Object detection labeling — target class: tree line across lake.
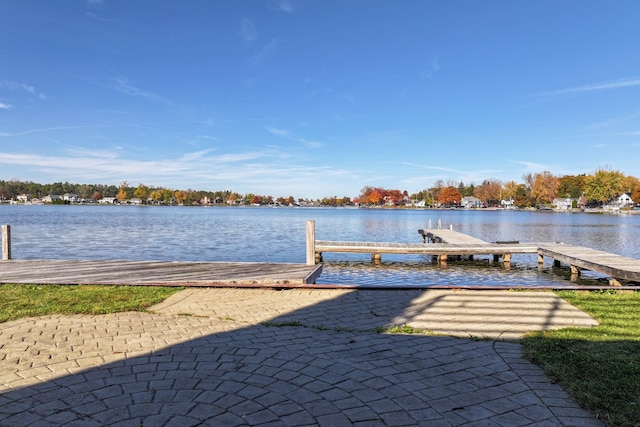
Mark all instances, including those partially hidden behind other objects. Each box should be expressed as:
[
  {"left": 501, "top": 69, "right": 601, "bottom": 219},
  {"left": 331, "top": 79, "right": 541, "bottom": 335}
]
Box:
[{"left": 1, "top": 168, "right": 639, "bottom": 208}]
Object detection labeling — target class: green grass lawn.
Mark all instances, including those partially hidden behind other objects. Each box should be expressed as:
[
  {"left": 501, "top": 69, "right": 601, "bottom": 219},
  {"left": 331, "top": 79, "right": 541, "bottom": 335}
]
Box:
[
  {"left": 523, "top": 290, "right": 640, "bottom": 427},
  {"left": 0, "top": 283, "right": 182, "bottom": 323}
]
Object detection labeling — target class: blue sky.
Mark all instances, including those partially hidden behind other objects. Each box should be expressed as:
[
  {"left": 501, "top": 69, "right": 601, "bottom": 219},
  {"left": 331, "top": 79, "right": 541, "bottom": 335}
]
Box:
[{"left": 1, "top": 1, "right": 639, "bottom": 199}]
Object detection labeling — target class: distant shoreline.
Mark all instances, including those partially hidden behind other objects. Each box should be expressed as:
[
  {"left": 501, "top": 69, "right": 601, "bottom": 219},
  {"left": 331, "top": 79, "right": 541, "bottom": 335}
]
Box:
[{"left": 2, "top": 201, "right": 639, "bottom": 214}]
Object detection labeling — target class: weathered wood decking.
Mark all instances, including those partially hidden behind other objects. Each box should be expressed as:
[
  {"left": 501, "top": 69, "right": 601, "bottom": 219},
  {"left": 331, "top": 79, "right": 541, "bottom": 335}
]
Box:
[
  {"left": 314, "top": 240, "right": 540, "bottom": 263},
  {"left": 0, "top": 260, "right": 323, "bottom": 287},
  {"left": 315, "top": 228, "right": 539, "bottom": 264},
  {"left": 538, "top": 244, "right": 640, "bottom": 286},
  {"left": 312, "top": 226, "right": 640, "bottom": 286},
  {"left": 418, "top": 228, "right": 488, "bottom": 245}
]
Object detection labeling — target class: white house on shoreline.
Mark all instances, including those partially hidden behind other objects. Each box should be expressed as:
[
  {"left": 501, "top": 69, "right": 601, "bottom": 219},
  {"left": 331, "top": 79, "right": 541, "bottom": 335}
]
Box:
[{"left": 604, "top": 192, "right": 634, "bottom": 210}]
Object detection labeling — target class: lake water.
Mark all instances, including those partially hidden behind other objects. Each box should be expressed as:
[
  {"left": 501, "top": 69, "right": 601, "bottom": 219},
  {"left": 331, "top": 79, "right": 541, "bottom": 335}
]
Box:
[{"left": 2, "top": 205, "right": 639, "bottom": 288}]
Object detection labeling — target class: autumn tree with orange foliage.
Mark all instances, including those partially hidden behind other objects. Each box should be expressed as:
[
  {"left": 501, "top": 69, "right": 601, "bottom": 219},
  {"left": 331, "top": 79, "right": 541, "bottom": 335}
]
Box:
[
  {"left": 474, "top": 179, "right": 502, "bottom": 207},
  {"left": 116, "top": 180, "right": 129, "bottom": 202},
  {"left": 623, "top": 175, "right": 640, "bottom": 204},
  {"left": 438, "top": 186, "right": 462, "bottom": 206},
  {"left": 358, "top": 186, "right": 406, "bottom": 205},
  {"left": 531, "top": 171, "right": 559, "bottom": 204}
]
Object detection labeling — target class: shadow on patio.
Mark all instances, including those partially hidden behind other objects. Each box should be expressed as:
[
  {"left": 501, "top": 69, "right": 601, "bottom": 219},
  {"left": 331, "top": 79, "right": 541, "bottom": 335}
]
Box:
[{"left": 0, "top": 288, "right": 601, "bottom": 426}]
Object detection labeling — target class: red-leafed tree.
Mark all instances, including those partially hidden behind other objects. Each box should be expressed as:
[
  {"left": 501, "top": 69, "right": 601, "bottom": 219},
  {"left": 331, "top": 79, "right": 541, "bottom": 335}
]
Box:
[
  {"left": 369, "top": 188, "right": 384, "bottom": 204},
  {"left": 438, "top": 186, "right": 462, "bottom": 206}
]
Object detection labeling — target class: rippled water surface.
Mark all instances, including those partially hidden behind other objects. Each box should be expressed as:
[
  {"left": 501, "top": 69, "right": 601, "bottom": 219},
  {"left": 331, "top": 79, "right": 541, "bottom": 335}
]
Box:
[{"left": 2, "top": 205, "right": 639, "bottom": 287}]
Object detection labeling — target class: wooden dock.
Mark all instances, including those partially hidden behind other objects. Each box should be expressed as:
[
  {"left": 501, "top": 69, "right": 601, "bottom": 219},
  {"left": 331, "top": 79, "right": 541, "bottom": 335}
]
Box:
[
  {"left": 314, "top": 227, "right": 538, "bottom": 265},
  {"left": 314, "top": 240, "right": 540, "bottom": 264},
  {"left": 0, "top": 259, "right": 323, "bottom": 287},
  {"left": 310, "top": 223, "right": 640, "bottom": 286},
  {"left": 538, "top": 244, "right": 640, "bottom": 286},
  {"left": 418, "top": 228, "right": 489, "bottom": 245},
  {"left": 2, "top": 222, "right": 639, "bottom": 288}
]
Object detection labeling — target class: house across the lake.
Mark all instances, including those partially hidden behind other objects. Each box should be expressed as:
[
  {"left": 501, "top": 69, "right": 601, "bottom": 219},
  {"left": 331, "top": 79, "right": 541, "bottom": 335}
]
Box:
[
  {"left": 461, "top": 196, "right": 483, "bottom": 208},
  {"left": 501, "top": 198, "right": 515, "bottom": 209},
  {"left": 605, "top": 192, "right": 634, "bottom": 210},
  {"left": 553, "top": 197, "right": 577, "bottom": 210}
]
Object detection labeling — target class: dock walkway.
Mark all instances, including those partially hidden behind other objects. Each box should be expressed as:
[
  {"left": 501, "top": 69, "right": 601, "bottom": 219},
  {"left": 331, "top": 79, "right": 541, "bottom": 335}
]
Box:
[
  {"left": 312, "top": 226, "right": 640, "bottom": 286},
  {"left": 0, "top": 259, "right": 323, "bottom": 287},
  {"left": 315, "top": 228, "right": 538, "bottom": 265},
  {"left": 418, "top": 228, "right": 489, "bottom": 244},
  {"left": 538, "top": 244, "right": 640, "bottom": 286}
]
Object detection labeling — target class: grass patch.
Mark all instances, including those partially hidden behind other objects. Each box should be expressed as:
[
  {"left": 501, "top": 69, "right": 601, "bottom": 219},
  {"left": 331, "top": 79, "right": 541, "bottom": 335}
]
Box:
[
  {"left": 523, "top": 290, "right": 640, "bottom": 427},
  {"left": 0, "top": 284, "right": 182, "bottom": 323},
  {"left": 261, "top": 320, "right": 358, "bottom": 333},
  {"left": 261, "top": 320, "right": 304, "bottom": 328},
  {"left": 376, "top": 324, "right": 431, "bottom": 335}
]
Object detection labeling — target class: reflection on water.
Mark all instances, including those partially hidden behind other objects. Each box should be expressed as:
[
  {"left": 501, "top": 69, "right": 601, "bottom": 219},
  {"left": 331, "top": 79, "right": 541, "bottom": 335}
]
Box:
[
  {"left": 318, "top": 259, "right": 612, "bottom": 288},
  {"left": 1, "top": 205, "right": 638, "bottom": 288}
]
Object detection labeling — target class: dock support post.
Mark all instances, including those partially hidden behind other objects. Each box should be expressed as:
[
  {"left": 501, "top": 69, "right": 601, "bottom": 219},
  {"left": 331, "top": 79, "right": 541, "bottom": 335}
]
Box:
[
  {"left": 570, "top": 265, "right": 580, "bottom": 276},
  {"left": 2, "top": 225, "right": 10, "bottom": 261},
  {"left": 372, "top": 253, "right": 381, "bottom": 264},
  {"left": 537, "top": 254, "right": 544, "bottom": 265},
  {"left": 306, "top": 220, "right": 315, "bottom": 265}
]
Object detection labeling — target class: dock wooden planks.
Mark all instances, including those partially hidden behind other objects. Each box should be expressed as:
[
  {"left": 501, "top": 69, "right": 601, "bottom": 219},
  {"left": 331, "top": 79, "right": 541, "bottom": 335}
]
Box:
[
  {"left": 418, "top": 228, "right": 488, "bottom": 245},
  {"left": 312, "top": 226, "right": 640, "bottom": 285},
  {"left": 538, "top": 244, "right": 640, "bottom": 285},
  {"left": 0, "top": 260, "right": 323, "bottom": 287},
  {"left": 315, "top": 228, "right": 540, "bottom": 264},
  {"left": 314, "top": 240, "right": 539, "bottom": 256}
]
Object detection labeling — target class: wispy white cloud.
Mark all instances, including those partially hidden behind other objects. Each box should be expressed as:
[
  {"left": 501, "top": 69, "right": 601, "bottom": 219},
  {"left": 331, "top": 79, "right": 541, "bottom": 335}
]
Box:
[
  {"left": 0, "top": 147, "right": 354, "bottom": 198},
  {"left": 0, "top": 123, "right": 141, "bottom": 137},
  {"left": 421, "top": 55, "right": 441, "bottom": 79},
  {"left": 252, "top": 38, "right": 281, "bottom": 64},
  {"left": 273, "top": 0, "right": 294, "bottom": 13},
  {"left": 0, "top": 148, "right": 266, "bottom": 182},
  {"left": 306, "top": 87, "right": 358, "bottom": 106},
  {"left": 267, "top": 127, "right": 323, "bottom": 148},
  {"left": 197, "top": 135, "right": 218, "bottom": 141},
  {"left": 112, "top": 77, "right": 172, "bottom": 105},
  {"left": 510, "top": 160, "right": 549, "bottom": 172},
  {"left": 0, "top": 125, "right": 98, "bottom": 137},
  {"left": 240, "top": 18, "right": 257, "bottom": 42},
  {"left": 585, "top": 111, "right": 640, "bottom": 130},
  {"left": 86, "top": 11, "right": 112, "bottom": 22},
  {"left": 540, "top": 77, "right": 640, "bottom": 96},
  {"left": 178, "top": 149, "right": 217, "bottom": 162},
  {"left": 0, "top": 80, "right": 47, "bottom": 100},
  {"left": 341, "top": 94, "right": 357, "bottom": 105},
  {"left": 0, "top": 102, "right": 12, "bottom": 110},
  {"left": 401, "top": 162, "right": 504, "bottom": 186},
  {"left": 402, "top": 163, "right": 458, "bottom": 174}
]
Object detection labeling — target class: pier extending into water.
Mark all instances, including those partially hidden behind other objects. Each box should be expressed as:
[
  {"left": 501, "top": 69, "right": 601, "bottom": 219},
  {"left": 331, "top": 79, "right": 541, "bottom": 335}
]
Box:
[
  {"left": 0, "top": 259, "right": 322, "bottom": 287},
  {"left": 0, "top": 224, "right": 322, "bottom": 286},
  {"left": 307, "top": 220, "right": 640, "bottom": 286}
]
